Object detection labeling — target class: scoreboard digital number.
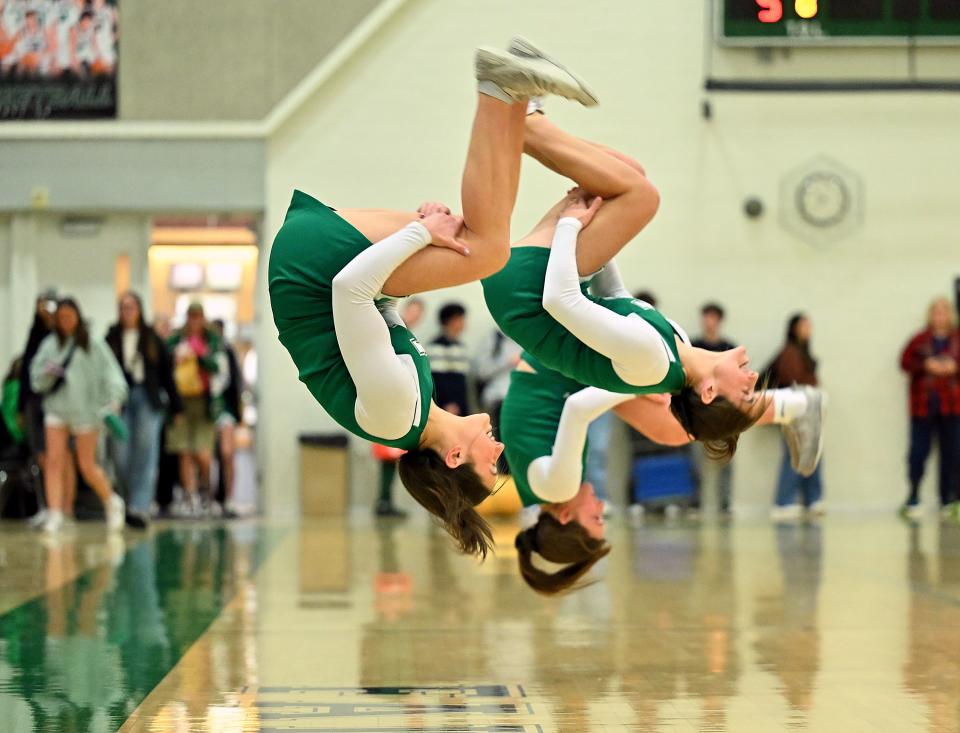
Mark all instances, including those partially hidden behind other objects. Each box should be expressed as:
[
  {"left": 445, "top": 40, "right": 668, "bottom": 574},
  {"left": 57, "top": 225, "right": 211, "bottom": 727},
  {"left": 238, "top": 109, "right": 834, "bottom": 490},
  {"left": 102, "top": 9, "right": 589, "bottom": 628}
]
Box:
[{"left": 719, "top": 0, "right": 960, "bottom": 45}]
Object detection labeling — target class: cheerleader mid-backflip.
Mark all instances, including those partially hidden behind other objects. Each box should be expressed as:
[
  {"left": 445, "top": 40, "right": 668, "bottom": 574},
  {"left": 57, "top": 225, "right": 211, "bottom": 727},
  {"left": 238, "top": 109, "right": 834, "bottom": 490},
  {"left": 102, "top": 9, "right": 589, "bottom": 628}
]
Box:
[
  {"left": 496, "top": 166, "right": 824, "bottom": 594},
  {"left": 269, "top": 38, "right": 597, "bottom": 558},
  {"left": 484, "top": 105, "right": 824, "bottom": 472},
  {"left": 503, "top": 339, "right": 824, "bottom": 597}
]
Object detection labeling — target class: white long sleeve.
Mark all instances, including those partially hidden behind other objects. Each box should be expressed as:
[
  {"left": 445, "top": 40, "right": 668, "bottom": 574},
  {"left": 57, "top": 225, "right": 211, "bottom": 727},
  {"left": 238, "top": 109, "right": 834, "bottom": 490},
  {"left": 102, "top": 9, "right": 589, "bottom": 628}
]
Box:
[
  {"left": 541, "top": 217, "right": 671, "bottom": 387},
  {"left": 588, "top": 258, "right": 632, "bottom": 299},
  {"left": 527, "top": 387, "right": 633, "bottom": 503},
  {"left": 332, "top": 221, "right": 431, "bottom": 440}
]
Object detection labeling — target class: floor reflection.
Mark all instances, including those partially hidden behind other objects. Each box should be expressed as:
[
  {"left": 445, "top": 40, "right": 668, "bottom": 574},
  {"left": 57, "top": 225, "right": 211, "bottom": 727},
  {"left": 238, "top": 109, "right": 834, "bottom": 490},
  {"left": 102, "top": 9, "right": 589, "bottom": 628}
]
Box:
[
  {"left": 753, "top": 523, "right": 822, "bottom": 718},
  {"left": 0, "top": 523, "right": 279, "bottom": 732},
  {"left": 905, "top": 521, "right": 960, "bottom": 732},
  {"left": 4, "top": 516, "right": 960, "bottom": 731}
]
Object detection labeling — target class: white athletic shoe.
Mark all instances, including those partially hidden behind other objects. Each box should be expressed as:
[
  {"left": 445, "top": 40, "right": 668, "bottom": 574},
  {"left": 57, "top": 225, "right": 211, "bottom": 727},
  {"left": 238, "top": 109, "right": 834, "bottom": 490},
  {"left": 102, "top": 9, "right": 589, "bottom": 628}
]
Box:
[
  {"left": 770, "top": 504, "right": 803, "bottom": 522},
  {"left": 105, "top": 494, "right": 126, "bottom": 532},
  {"left": 507, "top": 36, "right": 599, "bottom": 106},
  {"left": 901, "top": 503, "right": 924, "bottom": 521},
  {"left": 28, "top": 508, "right": 49, "bottom": 530},
  {"left": 807, "top": 500, "right": 827, "bottom": 517},
  {"left": 475, "top": 45, "right": 598, "bottom": 107},
  {"left": 42, "top": 509, "right": 65, "bottom": 535},
  {"left": 781, "top": 386, "right": 826, "bottom": 477}
]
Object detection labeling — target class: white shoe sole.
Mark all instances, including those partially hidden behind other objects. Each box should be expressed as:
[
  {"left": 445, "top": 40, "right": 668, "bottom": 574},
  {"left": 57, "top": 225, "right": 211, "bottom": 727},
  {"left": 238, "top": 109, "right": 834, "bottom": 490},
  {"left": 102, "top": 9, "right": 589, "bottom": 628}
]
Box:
[
  {"left": 475, "top": 47, "right": 598, "bottom": 107},
  {"left": 508, "top": 36, "right": 599, "bottom": 106},
  {"left": 796, "top": 388, "right": 826, "bottom": 477}
]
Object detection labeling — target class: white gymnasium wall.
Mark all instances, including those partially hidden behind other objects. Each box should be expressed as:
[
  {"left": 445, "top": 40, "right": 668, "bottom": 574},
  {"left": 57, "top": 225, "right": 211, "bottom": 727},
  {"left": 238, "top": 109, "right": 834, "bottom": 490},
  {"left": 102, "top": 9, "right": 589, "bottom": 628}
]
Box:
[
  {"left": 257, "top": 0, "right": 960, "bottom": 517},
  {"left": 3, "top": 214, "right": 152, "bottom": 360}
]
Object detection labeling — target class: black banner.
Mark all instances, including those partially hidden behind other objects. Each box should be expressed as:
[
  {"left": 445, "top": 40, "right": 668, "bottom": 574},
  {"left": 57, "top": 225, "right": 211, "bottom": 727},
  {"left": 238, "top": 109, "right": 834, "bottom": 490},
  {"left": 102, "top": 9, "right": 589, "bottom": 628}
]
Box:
[{"left": 0, "top": 0, "right": 117, "bottom": 120}]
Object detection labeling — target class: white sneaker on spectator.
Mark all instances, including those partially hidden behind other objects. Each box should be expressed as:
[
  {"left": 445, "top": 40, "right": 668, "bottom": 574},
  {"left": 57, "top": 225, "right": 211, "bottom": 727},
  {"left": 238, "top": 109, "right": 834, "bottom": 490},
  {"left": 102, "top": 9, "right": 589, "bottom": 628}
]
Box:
[
  {"left": 807, "top": 501, "right": 827, "bottom": 517},
  {"left": 42, "top": 510, "right": 65, "bottom": 535},
  {"left": 902, "top": 503, "right": 924, "bottom": 521},
  {"left": 770, "top": 504, "right": 803, "bottom": 521},
  {"left": 28, "top": 509, "right": 49, "bottom": 530},
  {"left": 189, "top": 492, "right": 204, "bottom": 518},
  {"left": 106, "top": 494, "right": 126, "bottom": 531},
  {"left": 664, "top": 503, "right": 681, "bottom": 521}
]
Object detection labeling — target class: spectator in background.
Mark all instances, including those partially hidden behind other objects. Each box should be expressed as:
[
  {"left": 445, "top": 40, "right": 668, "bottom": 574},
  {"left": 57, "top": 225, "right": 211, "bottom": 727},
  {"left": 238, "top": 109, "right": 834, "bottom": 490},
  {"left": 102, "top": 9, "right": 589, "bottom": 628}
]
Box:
[
  {"left": 691, "top": 302, "right": 737, "bottom": 515},
  {"left": 19, "top": 291, "right": 78, "bottom": 528},
  {"left": 105, "top": 292, "right": 182, "bottom": 529},
  {"left": 769, "top": 313, "right": 824, "bottom": 520},
  {"left": 167, "top": 303, "right": 226, "bottom": 517},
  {"left": 31, "top": 297, "right": 127, "bottom": 534},
  {"left": 212, "top": 319, "right": 242, "bottom": 518},
  {"left": 19, "top": 292, "right": 56, "bottom": 459},
  {"left": 373, "top": 298, "right": 427, "bottom": 519},
  {"left": 400, "top": 297, "right": 425, "bottom": 332},
  {"left": 473, "top": 329, "right": 521, "bottom": 443},
  {"left": 899, "top": 297, "right": 960, "bottom": 520},
  {"left": 1, "top": 356, "right": 25, "bottom": 458},
  {"left": 427, "top": 302, "right": 469, "bottom": 417},
  {"left": 153, "top": 313, "right": 178, "bottom": 517}
]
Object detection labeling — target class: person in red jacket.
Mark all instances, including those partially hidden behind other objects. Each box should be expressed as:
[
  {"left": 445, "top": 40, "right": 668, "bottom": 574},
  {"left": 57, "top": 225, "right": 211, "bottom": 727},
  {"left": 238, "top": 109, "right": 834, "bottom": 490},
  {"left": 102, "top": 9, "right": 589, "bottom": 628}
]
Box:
[{"left": 900, "top": 297, "right": 960, "bottom": 519}]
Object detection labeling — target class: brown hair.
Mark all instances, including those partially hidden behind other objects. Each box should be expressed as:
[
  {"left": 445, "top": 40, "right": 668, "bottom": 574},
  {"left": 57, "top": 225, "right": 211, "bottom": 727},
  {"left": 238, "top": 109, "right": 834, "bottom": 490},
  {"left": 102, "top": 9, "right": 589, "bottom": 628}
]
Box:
[
  {"left": 515, "top": 512, "right": 610, "bottom": 595},
  {"left": 670, "top": 386, "right": 766, "bottom": 462},
  {"left": 398, "top": 448, "right": 494, "bottom": 560},
  {"left": 55, "top": 298, "right": 90, "bottom": 351},
  {"left": 118, "top": 291, "right": 161, "bottom": 365}
]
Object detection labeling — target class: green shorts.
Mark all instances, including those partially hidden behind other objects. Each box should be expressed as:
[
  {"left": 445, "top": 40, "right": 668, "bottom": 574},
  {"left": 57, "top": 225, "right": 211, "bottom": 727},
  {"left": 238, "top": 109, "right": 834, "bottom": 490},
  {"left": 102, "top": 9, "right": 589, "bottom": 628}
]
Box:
[
  {"left": 268, "top": 190, "right": 429, "bottom": 446},
  {"left": 481, "top": 246, "right": 606, "bottom": 386},
  {"left": 500, "top": 358, "right": 587, "bottom": 507},
  {"left": 166, "top": 396, "right": 216, "bottom": 455},
  {"left": 482, "top": 246, "right": 686, "bottom": 394}
]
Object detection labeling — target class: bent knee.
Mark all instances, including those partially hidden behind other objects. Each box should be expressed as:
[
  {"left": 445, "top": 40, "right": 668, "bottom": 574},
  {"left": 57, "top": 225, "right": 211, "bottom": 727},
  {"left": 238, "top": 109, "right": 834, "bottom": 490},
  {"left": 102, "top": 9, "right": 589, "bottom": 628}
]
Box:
[{"left": 624, "top": 178, "right": 660, "bottom": 228}]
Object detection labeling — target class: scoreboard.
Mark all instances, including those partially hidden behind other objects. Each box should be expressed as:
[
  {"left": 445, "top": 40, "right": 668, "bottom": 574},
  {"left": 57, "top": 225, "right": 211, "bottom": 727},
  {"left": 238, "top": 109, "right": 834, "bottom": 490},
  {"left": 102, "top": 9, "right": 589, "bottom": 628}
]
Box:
[{"left": 719, "top": 0, "right": 960, "bottom": 45}]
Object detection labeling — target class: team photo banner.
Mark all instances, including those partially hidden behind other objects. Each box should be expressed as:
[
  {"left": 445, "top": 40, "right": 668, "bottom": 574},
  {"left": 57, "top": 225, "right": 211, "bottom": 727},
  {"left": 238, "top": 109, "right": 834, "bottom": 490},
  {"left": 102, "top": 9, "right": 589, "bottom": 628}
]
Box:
[{"left": 0, "top": 0, "right": 117, "bottom": 119}]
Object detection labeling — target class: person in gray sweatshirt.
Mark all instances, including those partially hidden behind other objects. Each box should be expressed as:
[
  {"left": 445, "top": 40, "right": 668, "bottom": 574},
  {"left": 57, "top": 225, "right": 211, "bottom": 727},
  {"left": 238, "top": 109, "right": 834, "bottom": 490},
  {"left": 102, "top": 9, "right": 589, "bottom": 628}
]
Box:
[{"left": 31, "top": 297, "right": 128, "bottom": 534}]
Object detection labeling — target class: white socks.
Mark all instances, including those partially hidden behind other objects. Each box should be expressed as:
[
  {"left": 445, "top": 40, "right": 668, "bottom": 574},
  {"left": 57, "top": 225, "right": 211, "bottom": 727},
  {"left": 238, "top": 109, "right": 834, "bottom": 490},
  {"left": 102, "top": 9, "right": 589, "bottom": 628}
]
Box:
[
  {"left": 477, "top": 80, "right": 514, "bottom": 105},
  {"left": 771, "top": 388, "right": 808, "bottom": 425}
]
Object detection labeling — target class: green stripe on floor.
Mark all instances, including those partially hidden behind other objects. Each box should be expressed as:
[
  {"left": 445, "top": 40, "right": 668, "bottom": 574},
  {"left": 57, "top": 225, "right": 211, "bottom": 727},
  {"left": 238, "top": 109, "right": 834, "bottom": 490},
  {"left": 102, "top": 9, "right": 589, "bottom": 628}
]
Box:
[{"left": 0, "top": 524, "right": 286, "bottom": 732}]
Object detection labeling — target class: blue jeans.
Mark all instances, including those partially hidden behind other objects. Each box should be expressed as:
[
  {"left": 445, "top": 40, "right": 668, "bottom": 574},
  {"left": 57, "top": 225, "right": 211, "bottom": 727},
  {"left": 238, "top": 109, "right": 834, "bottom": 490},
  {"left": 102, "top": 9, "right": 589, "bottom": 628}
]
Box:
[
  {"left": 584, "top": 411, "right": 614, "bottom": 502},
  {"left": 112, "top": 386, "right": 165, "bottom": 513},
  {"left": 774, "top": 438, "right": 822, "bottom": 507}
]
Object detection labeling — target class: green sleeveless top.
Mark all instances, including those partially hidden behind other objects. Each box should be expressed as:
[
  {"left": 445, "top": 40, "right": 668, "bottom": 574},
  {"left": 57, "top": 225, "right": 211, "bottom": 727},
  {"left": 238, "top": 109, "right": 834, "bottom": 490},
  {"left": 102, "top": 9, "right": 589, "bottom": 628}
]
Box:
[
  {"left": 268, "top": 190, "right": 433, "bottom": 449},
  {"left": 482, "top": 246, "right": 686, "bottom": 395},
  {"left": 500, "top": 353, "right": 588, "bottom": 507}
]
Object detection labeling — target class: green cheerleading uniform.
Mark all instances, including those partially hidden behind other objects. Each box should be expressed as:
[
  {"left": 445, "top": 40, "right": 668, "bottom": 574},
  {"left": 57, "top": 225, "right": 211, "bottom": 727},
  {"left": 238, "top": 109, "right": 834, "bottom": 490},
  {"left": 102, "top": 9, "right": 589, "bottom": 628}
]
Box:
[
  {"left": 482, "top": 246, "right": 686, "bottom": 395},
  {"left": 268, "top": 190, "right": 433, "bottom": 449},
  {"left": 500, "top": 353, "right": 587, "bottom": 507}
]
